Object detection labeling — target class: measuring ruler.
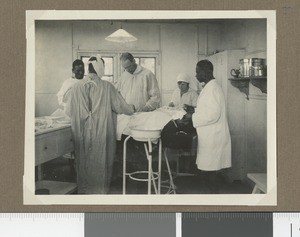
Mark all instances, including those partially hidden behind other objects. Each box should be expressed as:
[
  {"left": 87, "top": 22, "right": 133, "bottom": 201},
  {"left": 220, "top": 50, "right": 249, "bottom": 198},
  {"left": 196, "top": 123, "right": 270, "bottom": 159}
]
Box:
[{"left": 0, "top": 213, "right": 299, "bottom": 236}]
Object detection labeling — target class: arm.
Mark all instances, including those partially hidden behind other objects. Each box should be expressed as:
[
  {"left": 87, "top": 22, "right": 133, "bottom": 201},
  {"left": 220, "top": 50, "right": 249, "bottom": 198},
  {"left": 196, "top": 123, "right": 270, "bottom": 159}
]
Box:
[
  {"left": 110, "top": 85, "right": 135, "bottom": 115},
  {"left": 114, "top": 76, "right": 121, "bottom": 91},
  {"left": 57, "top": 82, "right": 66, "bottom": 107},
  {"left": 192, "top": 87, "right": 221, "bottom": 127},
  {"left": 65, "top": 86, "right": 75, "bottom": 117},
  {"left": 141, "top": 72, "right": 161, "bottom": 112},
  {"left": 169, "top": 90, "right": 177, "bottom": 107}
]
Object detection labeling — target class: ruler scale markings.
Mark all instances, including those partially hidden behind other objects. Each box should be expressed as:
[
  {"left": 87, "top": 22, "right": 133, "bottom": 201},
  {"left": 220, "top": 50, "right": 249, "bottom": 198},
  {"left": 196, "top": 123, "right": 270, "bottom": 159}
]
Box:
[
  {"left": 0, "top": 213, "right": 84, "bottom": 237},
  {"left": 1, "top": 212, "right": 300, "bottom": 236},
  {"left": 274, "top": 213, "right": 300, "bottom": 237}
]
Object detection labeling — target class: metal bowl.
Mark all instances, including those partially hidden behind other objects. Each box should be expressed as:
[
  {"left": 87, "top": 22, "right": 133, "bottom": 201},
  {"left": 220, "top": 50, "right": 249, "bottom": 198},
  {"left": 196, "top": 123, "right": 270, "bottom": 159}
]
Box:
[{"left": 130, "top": 127, "right": 161, "bottom": 142}]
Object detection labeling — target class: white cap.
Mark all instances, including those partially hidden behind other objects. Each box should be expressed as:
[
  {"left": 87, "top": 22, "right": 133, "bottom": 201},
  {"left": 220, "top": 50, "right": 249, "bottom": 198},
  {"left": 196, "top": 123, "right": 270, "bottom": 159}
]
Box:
[{"left": 176, "top": 73, "right": 190, "bottom": 83}]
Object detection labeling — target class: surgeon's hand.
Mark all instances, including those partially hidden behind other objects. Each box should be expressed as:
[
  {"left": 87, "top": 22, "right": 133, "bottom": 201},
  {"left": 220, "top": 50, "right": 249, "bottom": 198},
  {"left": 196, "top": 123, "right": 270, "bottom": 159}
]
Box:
[{"left": 139, "top": 105, "right": 150, "bottom": 112}]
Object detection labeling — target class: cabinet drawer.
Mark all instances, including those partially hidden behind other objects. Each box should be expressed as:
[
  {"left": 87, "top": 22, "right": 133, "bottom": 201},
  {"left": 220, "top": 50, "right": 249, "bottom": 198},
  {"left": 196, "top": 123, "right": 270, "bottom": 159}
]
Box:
[
  {"left": 57, "top": 129, "right": 74, "bottom": 156},
  {"left": 35, "top": 126, "right": 74, "bottom": 166},
  {"left": 35, "top": 135, "right": 57, "bottom": 166}
]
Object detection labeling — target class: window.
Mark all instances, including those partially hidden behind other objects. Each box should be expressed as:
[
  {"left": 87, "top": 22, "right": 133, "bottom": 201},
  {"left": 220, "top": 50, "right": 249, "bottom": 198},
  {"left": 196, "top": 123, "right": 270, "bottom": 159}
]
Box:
[
  {"left": 77, "top": 51, "right": 160, "bottom": 86},
  {"left": 81, "top": 56, "right": 114, "bottom": 84},
  {"left": 134, "top": 57, "right": 156, "bottom": 75}
]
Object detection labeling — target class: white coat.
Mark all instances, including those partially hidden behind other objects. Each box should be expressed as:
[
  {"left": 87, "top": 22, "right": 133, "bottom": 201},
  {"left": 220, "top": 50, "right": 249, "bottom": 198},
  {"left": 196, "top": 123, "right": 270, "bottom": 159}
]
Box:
[{"left": 192, "top": 79, "right": 231, "bottom": 171}]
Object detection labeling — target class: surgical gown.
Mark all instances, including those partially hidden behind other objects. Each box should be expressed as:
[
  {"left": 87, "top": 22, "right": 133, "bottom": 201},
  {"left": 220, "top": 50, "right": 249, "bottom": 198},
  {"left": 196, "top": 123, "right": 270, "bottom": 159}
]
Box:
[
  {"left": 116, "top": 65, "right": 160, "bottom": 112},
  {"left": 67, "top": 73, "right": 134, "bottom": 194}
]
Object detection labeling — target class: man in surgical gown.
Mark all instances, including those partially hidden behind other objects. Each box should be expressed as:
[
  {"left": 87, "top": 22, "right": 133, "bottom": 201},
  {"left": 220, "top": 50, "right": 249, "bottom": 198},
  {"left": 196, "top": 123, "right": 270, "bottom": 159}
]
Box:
[
  {"left": 186, "top": 60, "right": 231, "bottom": 193},
  {"left": 116, "top": 52, "right": 161, "bottom": 112},
  {"left": 67, "top": 56, "right": 135, "bottom": 194}
]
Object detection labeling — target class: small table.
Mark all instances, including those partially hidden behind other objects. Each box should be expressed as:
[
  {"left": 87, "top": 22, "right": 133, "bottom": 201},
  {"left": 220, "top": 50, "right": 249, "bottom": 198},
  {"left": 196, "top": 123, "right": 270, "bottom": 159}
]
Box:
[{"left": 247, "top": 173, "right": 267, "bottom": 194}]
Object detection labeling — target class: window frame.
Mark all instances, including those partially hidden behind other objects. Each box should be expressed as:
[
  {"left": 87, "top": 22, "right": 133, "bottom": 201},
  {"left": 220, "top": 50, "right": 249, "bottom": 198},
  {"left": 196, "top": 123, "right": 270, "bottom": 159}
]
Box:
[
  {"left": 76, "top": 51, "right": 161, "bottom": 88},
  {"left": 77, "top": 51, "right": 118, "bottom": 83}
]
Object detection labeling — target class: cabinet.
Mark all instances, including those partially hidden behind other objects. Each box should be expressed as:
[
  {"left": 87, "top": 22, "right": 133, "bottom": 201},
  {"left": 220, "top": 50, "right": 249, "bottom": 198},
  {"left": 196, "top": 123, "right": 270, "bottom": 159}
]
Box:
[{"left": 35, "top": 125, "right": 77, "bottom": 194}]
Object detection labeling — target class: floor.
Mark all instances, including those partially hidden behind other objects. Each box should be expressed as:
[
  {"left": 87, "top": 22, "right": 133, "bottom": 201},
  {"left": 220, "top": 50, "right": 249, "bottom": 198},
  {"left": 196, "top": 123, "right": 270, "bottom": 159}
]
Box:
[{"left": 38, "top": 152, "right": 253, "bottom": 195}]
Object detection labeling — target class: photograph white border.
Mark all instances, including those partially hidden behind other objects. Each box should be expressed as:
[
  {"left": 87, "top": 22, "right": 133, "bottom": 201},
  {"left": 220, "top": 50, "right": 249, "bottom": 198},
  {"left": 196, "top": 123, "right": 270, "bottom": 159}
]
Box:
[{"left": 24, "top": 10, "right": 277, "bottom": 205}]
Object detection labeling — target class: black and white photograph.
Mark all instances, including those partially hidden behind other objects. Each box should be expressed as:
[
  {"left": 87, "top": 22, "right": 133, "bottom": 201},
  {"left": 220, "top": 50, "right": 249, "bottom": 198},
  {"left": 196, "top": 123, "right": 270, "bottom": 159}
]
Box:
[{"left": 24, "top": 10, "right": 276, "bottom": 205}]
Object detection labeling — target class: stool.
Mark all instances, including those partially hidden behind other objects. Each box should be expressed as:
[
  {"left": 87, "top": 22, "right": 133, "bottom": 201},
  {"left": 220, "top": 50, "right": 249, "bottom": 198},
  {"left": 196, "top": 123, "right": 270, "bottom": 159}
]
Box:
[
  {"left": 123, "top": 135, "right": 162, "bottom": 195},
  {"left": 164, "top": 135, "right": 198, "bottom": 177},
  {"left": 247, "top": 173, "right": 267, "bottom": 194}
]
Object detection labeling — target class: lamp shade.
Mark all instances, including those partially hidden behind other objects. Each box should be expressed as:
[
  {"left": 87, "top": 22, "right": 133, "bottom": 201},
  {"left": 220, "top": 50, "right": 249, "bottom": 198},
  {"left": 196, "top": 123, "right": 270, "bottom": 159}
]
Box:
[{"left": 105, "top": 28, "right": 137, "bottom": 43}]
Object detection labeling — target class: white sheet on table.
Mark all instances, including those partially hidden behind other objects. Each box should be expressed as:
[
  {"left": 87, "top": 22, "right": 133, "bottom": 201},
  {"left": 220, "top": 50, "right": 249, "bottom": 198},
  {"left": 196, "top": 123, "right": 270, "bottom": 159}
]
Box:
[
  {"left": 157, "top": 107, "right": 186, "bottom": 120},
  {"left": 116, "top": 114, "right": 131, "bottom": 140},
  {"left": 116, "top": 108, "right": 186, "bottom": 140}
]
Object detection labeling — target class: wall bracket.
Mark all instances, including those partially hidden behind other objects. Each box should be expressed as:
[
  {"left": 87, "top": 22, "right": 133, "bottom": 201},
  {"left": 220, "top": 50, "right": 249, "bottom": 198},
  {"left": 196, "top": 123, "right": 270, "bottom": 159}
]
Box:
[{"left": 229, "top": 77, "right": 267, "bottom": 99}]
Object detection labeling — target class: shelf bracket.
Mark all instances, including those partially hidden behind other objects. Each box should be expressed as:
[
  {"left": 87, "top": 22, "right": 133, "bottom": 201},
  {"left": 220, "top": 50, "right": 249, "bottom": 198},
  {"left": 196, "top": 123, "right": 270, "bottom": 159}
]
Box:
[
  {"left": 229, "top": 78, "right": 250, "bottom": 100},
  {"left": 250, "top": 78, "right": 267, "bottom": 93}
]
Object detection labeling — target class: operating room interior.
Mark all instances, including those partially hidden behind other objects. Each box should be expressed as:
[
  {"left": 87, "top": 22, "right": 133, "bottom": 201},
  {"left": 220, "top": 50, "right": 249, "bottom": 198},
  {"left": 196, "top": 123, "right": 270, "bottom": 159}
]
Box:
[{"left": 34, "top": 19, "right": 267, "bottom": 195}]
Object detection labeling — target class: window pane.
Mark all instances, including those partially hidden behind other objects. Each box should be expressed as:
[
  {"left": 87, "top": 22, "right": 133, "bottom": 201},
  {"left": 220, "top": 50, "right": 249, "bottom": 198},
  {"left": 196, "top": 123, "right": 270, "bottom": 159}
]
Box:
[
  {"left": 81, "top": 56, "right": 114, "bottom": 78},
  {"left": 140, "top": 58, "right": 155, "bottom": 74},
  {"left": 81, "top": 56, "right": 90, "bottom": 76},
  {"left": 102, "top": 57, "right": 113, "bottom": 75}
]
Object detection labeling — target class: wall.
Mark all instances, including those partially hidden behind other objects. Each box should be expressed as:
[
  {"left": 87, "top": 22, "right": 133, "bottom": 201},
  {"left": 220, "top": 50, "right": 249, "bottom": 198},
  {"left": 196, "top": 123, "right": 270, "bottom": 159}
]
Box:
[
  {"left": 160, "top": 23, "right": 199, "bottom": 105},
  {"left": 220, "top": 19, "right": 267, "bottom": 55},
  {"left": 35, "top": 21, "right": 73, "bottom": 116}
]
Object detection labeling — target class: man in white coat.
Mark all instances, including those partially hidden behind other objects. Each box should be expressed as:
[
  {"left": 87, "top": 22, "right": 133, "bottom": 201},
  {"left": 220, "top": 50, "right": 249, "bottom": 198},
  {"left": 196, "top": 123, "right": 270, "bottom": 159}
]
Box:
[{"left": 185, "top": 60, "right": 231, "bottom": 193}]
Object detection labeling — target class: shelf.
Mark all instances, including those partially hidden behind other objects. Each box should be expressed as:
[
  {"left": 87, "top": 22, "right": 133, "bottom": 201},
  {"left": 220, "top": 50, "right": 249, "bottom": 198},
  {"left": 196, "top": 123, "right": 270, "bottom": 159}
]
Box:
[{"left": 228, "top": 76, "right": 267, "bottom": 99}]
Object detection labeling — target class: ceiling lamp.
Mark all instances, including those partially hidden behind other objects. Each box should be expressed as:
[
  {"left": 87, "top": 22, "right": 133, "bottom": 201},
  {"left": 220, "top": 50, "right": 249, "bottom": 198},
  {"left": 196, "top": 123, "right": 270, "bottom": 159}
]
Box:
[{"left": 105, "top": 27, "right": 137, "bottom": 43}]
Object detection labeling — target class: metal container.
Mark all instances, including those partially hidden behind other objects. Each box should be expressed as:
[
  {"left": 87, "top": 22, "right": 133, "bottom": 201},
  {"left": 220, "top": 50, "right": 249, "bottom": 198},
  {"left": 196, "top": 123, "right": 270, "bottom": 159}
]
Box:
[
  {"left": 239, "top": 58, "right": 266, "bottom": 77},
  {"left": 251, "top": 58, "right": 266, "bottom": 77},
  {"left": 131, "top": 127, "right": 161, "bottom": 142},
  {"left": 239, "top": 59, "right": 251, "bottom": 77}
]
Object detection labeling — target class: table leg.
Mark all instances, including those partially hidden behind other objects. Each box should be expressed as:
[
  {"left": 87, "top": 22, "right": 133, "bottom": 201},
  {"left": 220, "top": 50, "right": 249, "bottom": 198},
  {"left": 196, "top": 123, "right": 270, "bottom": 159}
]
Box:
[
  {"left": 147, "top": 139, "right": 152, "bottom": 195},
  {"left": 144, "top": 143, "right": 158, "bottom": 194},
  {"left": 158, "top": 138, "right": 162, "bottom": 194},
  {"left": 123, "top": 136, "right": 131, "bottom": 195},
  {"left": 163, "top": 148, "right": 176, "bottom": 194}
]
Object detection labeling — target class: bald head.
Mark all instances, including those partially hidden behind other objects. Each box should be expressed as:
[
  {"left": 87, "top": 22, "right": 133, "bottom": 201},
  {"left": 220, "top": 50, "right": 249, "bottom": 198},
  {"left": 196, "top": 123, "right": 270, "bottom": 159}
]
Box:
[
  {"left": 120, "top": 52, "right": 137, "bottom": 74},
  {"left": 197, "top": 60, "right": 214, "bottom": 73}
]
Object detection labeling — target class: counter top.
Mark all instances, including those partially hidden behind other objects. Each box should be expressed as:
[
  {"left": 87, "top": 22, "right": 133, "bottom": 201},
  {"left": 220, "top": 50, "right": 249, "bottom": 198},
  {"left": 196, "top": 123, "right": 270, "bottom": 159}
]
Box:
[{"left": 35, "top": 116, "right": 71, "bottom": 136}]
